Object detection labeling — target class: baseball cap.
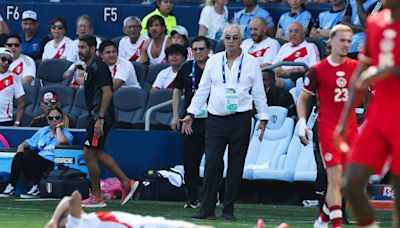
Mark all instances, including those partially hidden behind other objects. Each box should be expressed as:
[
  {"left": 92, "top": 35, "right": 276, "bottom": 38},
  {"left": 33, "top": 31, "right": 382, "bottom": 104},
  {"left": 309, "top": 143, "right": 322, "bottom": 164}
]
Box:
[
  {"left": 0, "top": 47, "right": 13, "bottom": 58},
  {"left": 171, "top": 25, "right": 188, "bottom": 38},
  {"left": 22, "top": 10, "right": 37, "bottom": 21},
  {"left": 42, "top": 91, "right": 59, "bottom": 102}
]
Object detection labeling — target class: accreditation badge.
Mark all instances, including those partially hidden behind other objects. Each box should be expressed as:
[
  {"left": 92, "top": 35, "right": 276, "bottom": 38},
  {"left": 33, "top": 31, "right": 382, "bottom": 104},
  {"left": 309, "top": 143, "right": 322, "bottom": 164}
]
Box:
[
  {"left": 226, "top": 88, "right": 238, "bottom": 112},
  {"left": 195, "top": 103, "right": 208, "bottom": 118}
]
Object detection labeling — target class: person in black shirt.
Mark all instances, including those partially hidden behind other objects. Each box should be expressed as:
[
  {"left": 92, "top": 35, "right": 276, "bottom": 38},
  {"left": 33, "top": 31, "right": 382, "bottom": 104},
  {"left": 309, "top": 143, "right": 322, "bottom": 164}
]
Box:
[
  {"left": 77, "top": 35, "right": 137, "bottom": 208},
  {"left": 171, "top": 36, "right": 210, "bottom": 209},
  {"left": 263, "top": 69, "right": 296, "bottom": 118}
]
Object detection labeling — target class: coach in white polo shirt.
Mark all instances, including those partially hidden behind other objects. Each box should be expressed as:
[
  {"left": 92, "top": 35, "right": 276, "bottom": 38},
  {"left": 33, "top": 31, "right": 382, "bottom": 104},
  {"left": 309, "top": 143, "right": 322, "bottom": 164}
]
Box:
[
  {"left": 118, "top": 16, "right": 148, "bottom": 61},
  {"left": 240, "top": 16, "right": 281, "bottom": 69},
  {"left": 182, "top": 24, "right": 268, "bottom": 221},
  {"left": 0, "top": 47, "right": 25, "bottom": 126},
  {"left": 99, "top": 40, "right": 141, "bottom": 90},
  {"left": 5, "top": 34, "right": 36, "bottom": 85}
]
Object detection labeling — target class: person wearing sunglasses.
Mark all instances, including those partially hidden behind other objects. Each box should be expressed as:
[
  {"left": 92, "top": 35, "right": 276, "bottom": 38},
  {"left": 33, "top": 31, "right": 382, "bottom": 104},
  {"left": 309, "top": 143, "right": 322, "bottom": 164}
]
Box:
[
  {"left": 181, "top": 24, "right": 268, "bottom": 221},
  {"left": 19, "top": 10, "right": 48, "bottom": 61},
  {"left": 30, "top": 91, "right": 75, "bottom": 128},
  {"left": 0, "top": 107, "right": 73, "bottom": 199},
  {"left": 0, "top": 47, "right": 25, "bottom": 127},
  {"left": 42, "top": 17, "right": 72, "bottom": 60},
  {"left": 6, "top": 33, "right": 36, "bottom": 85}
]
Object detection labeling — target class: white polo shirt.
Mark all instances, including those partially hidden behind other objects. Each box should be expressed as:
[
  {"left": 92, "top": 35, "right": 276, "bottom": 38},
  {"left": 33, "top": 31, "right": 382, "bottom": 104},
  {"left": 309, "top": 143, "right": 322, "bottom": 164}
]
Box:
[
  {"left": 109, "top": 57, "right": 141, "bottom": 88},
  {"left": 187, "top": 51, "right": 269, "bottom": 120},
  {"left": 9, "top": 54, "right": 36, "bottom": 81},
  {"left": 42, "top": 36, "right": 73, "bottom": 60},
  {"left": 152, "top": 66, "right": 177, "bottom": 89},
  {"left": 272, "top": 40, "right": 320, "bottom": 70},
  {"left": 241, "top": 37, "right": 281, "bottom": 65},
  {"left": 118, "top": 35, "right": 148, "bottom": 61},
  {"left": 0, "top": 71, "right": 25, "bottom": 122}
]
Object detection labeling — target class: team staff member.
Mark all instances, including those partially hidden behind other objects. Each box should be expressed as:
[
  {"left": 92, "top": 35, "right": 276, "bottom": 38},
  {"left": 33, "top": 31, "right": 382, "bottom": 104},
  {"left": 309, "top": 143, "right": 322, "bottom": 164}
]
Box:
[
  {"left": 182, "top": 24, "right": 268, "bottom": 221},
  {"left": 171, "top": 36, "right": 211, "bottom": 209},
  {"left": 297, "top": 24, "right": 358, "bottom": 228},
  {"left": 77, "top": 35, "right": 137, "bottom": 208}
]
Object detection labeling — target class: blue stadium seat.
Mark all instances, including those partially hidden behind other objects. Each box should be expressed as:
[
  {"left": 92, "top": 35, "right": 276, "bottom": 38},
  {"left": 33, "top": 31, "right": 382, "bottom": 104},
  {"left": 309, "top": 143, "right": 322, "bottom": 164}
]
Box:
[
  {"left": 114, "top": 87, "right": 148, "bottom": 128},
  {"left": 145, "top": 88, "right": 173, "bottom": 126},
  {"left": 13, "top": 84, "right": 38, "bottom": 126},
  {"left": 36, "top": 59, "right": 73, "bottom": 87},
  {"left": 33, "top": 85, "right": 76, "bottom": 116},
  {"left": 112, "top": 35, "right": 124, "bottom": 48},
  {"left": 214, "top": 39, "right": 225, "bottom": 53},
  {"left": 68, "top": 88, "right": 87, "bottom": 129},
  {"left": 142, "top": 64, "right": 170, "bottom": 92},
  {"left": 289, "top": 77, "right": 303, "bottom": 105},
  {"left": 131, "top": 61, "right": 148, "bottom": 87},
  {"left": 306, "top": 37, "right": 327, "bottom": 59}
]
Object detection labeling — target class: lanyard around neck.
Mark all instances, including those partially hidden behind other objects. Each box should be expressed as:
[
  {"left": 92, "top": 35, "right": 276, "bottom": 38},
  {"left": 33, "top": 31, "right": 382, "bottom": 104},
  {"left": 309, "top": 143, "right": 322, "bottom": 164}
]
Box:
[
  {"left": 222, "top": 54, "right": 244, "bottom": 84},
  {"left": 191, "top": 61, "right": 197, "bottom": 93}
]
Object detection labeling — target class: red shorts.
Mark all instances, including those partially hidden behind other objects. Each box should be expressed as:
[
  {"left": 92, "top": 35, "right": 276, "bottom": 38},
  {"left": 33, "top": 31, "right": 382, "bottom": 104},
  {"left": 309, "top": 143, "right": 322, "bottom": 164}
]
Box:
[
  {"left": 318, "top": 128, "right": 355, "bottom": 168},
  {"left": 349, "top": 120, "right": 400, "bottom": 175}
]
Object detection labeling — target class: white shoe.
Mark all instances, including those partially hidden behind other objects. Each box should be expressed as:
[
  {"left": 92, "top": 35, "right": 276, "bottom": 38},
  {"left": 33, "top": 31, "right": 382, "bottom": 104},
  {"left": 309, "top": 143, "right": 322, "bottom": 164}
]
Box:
[
  {"left": 0, "top": 184, "right": 15, "bottom": 198},
  {"left": 20, "top": 185, "right": 40, "bottom": 199},
  {"left": 313, "top": 220, "right": 328, "bottom": 228}
]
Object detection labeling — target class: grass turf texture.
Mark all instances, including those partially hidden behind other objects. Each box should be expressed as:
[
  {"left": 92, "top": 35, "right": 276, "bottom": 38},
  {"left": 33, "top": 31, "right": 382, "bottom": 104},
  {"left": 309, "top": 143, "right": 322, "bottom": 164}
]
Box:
[{"left": 0, "top": 199, "right": 393, "bottom": 227}]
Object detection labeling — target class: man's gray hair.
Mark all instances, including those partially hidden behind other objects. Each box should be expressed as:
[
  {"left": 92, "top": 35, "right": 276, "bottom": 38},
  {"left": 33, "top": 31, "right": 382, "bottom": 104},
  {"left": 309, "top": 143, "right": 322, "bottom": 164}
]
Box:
[
  {"left": 76, "top": 14, "right": 93, "bottom": 27},
  {"left": 123, "top": 16, "right": 142, "bottom": 27},
  {"left": 223, "top": 23, "right": 244, "bottom": 39}
]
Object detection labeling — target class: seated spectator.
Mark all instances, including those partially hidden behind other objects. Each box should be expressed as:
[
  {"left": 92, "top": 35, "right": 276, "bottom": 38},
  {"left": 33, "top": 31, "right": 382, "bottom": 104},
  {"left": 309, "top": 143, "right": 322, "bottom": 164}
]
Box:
[
  {"left": 276, "top": 0, "right": 313, "bottom": 41},
  {"left": 0, "top": 107, "right": 73, "bottom": 199},
  {"left": 141, "top": 0, "right": 177, "bottom": 35},
  {"left": 42, "top": 17, "right": 72, "bottom": 60},
  {"left": 0, "top": 47, "right": 25, "bottom": 127},
  {"left": 198, "top": 0, "right": 229, "bottom": 40},
  {"left": 263, "top": 69, "right": 296, "bottom": 117},
  {"left": 46, "top": 190, "right": 206, "bottom": 228},
  {"left": 139, "top": 15, "right": 171, "bottom": 66},
  {"left": 341, "top": 0, "right": 381, "bottom": 59},
  {"left": 30, "top": 91, "right": 75, "bottom": 128},
  {"left": 66, "top": 15, "right": 102, "bottom": 63},
  {"left": 99, "top": 40, "right": 141, "bottom": 90},
  {"left": 233, "top": 0, "right": 275, "bottom": 39},
  {"left": 20, "top": 10, "right": 49, "bottom": 61},
  {"left": 0, "top": 13, "right": 10, "bottom": 35},
  {"left": 118, "top": 16, "right": 148, "bottom": 61},
  {"left": 6, "top": 34, "right": 36, "bottom": 85},
  {"left": 150, "top": 44, "right": 187, "bottom": 93},
  {"left": 240, "top": 17, "right": 281, "bottom": 68},
  {"left": 272, "top": 22, "right": 320, "bottom": 90},
  {"left": 63, "top": 62, "right": 85, "bottom": 89},
  {"left": 310, "top": 0, "right": 347, "bottom": 43},
  {"left": 171, "top": 25, "right": 193, "bottom": 60}
]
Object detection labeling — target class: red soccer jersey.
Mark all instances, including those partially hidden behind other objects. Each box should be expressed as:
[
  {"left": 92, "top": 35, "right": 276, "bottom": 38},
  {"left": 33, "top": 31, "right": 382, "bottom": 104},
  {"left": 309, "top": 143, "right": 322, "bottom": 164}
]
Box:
[
  {"left": 303, "top": 57, "right": 359, "bottom": 134},
  {"left": 364, "top": 9, "right": 400, "bottom": 124}
]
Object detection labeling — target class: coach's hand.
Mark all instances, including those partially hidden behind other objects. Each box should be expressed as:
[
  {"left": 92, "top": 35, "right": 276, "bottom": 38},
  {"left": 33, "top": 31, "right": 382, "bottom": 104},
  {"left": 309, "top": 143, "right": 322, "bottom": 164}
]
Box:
[
  {"left": 334, "top": 125, "right": 350, "bottom": 153},
  {"left": 298, "top": 118, "right": 309, "bottom": 145},
  {"left": 180, "top": 115, "right": 193, "bottom": 135},
  {"left": 257, "top": 120, "right": 267, "bottom": 142},
  {"left": 95, "top": 119, "right": 104, "bottom": 137}
]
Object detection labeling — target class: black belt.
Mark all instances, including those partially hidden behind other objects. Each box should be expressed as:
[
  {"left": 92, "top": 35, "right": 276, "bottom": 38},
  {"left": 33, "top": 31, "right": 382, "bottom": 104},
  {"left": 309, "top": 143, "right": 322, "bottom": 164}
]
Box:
[{"left": 209, "top": 110, "right": 251, "bottom": 118}]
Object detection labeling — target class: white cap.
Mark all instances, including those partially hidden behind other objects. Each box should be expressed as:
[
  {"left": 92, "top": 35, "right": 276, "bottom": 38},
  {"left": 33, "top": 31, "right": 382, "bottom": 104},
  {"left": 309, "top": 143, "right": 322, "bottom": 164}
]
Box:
[
  {"left": 22, "top": 10, "right": 37, "bottom": 21},
  {"left": 0, "top": 48, "right": 13, "bottom": 59},
  {"left": 171, "top": 25, "right": 188, "bottom": 38}
]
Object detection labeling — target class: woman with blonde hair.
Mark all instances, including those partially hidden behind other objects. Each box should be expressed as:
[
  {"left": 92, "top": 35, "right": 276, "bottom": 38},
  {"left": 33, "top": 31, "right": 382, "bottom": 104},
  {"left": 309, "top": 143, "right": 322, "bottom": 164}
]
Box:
[{"left": 198, "top": 0, "right": 229, "bottom": 40}]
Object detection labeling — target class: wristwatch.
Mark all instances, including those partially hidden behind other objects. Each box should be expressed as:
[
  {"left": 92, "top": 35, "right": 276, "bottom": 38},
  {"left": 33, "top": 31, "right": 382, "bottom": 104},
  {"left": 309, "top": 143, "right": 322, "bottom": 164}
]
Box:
[
  {"left": 14, "top": 121, "right": 20, "bottom": 126},
  {"left": 98, "top": 116, "right": 105, "bottom": 120}
]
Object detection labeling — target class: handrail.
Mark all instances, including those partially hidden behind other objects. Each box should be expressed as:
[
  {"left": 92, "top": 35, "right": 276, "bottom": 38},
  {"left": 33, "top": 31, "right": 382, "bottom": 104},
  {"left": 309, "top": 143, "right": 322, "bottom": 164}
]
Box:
[
  {"left": 262, "top": 61, "right": 309, "bottom": 72},
  {"left": 144, "top": 99, "right": 173, "bottom": 131}
]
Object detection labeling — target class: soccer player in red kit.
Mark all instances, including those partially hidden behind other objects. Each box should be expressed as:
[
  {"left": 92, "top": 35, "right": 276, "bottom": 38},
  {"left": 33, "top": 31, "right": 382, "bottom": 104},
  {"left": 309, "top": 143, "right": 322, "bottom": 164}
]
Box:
[
  {"left": 335, "top": 0, "right": 400, "bottom": 226},
  {"left": 297, "top": 24, "right": 359, "bottom": 228}
]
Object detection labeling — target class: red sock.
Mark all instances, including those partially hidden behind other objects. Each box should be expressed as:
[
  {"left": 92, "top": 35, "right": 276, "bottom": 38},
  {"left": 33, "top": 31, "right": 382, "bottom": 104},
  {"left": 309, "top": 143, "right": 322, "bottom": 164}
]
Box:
[
  {"left": 329, "top": 205, "right": 342, "bottom": 228},
  {"left": 319, "top": 204, "right": 330, "bottom": 223}
]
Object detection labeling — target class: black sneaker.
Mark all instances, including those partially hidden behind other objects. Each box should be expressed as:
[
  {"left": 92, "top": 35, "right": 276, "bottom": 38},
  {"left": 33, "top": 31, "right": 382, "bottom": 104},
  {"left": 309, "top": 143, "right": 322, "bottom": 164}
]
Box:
[
  {"left": 184, "top": 200, "right": 199, "bottom": 208},
  {"left": 0, "top": 184, "right": 15, "bottom": 198},
  {"left": 20, "top": 185, "right": 40, "bottom": 199}
]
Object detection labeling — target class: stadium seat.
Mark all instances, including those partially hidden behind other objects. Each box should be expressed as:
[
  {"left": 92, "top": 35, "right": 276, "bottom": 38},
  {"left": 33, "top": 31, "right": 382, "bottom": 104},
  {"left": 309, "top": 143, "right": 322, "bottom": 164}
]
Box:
[
  {"left": 36, "top": 59, "right": 73, "bottom": 87},
  {"left": 145, "top": 88, "right": 173, "bottom": 127},
  {"left": 142, "top": 64, "right": 170, "bottom": 92},
  {"left": 33, "top": 85, "right": 76, "bottom": 116},
  {"left": 68, "top": 88, "right": 87, "bottom": 129},
  {"left": 242, "top": 124, "right": 263, "bottom": 180},
  {"left": 289, "top": 77, "right": 303, "bottom": 104},
  {"left": 112, "top": 35, "right": 124, "bottom": 48},
  {"left": 214, "top": 39, "right": 225, "bottom": 53},
  {"left": 131, "top": 61, "right": 148, "bottom": 87},
  {"left": 113, "top": 87, "right": 148, "bottom": 128},
  {"left": 13, "top": 84, "right": 38, "bottom": 126},
  {"left": 306, "top": 37, "right": 327, "bottom": 59},
  {"left": 251, "top": 106, "right": 295, "bottom": 181}
]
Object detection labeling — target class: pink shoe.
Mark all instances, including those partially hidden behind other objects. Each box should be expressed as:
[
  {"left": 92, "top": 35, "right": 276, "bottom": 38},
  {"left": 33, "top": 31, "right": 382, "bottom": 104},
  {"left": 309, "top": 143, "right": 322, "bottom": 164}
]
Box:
[
  {"left": 120, "top": 179, "right": 139, "bottom": 206},
  {"left": 81, "top": 194, "right": 107, "bottom": 208}
]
